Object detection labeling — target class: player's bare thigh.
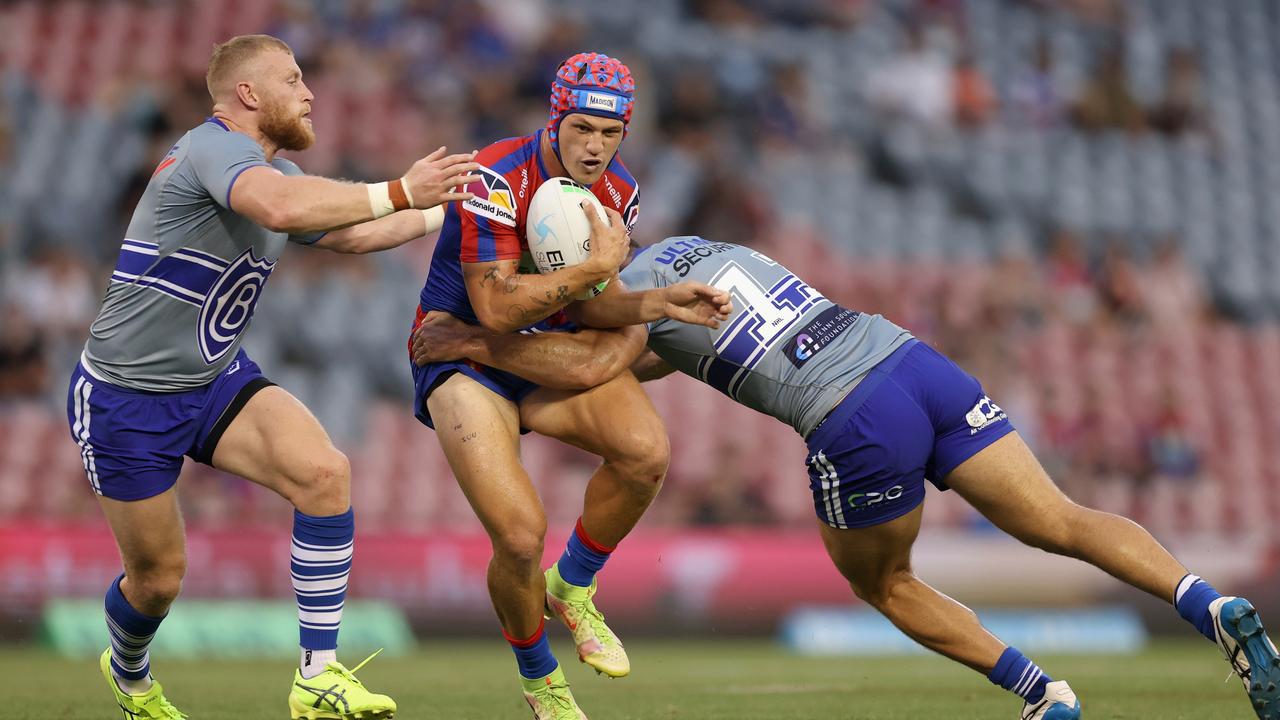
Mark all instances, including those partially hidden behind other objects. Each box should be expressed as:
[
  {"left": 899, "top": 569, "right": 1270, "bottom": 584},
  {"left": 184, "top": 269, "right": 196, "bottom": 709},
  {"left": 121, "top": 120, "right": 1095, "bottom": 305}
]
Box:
[
  {"left": 942, "top": 431, "right": 1074, "bottom": 531},
  {"left": 210, "top": 385, "right": 349, "bottom": 515},
  {"left": 425, "top": 373, "right": 544, "bottom": 536},
  {"left": 519, "top": 370, "right": 668, "bottom": 472}
]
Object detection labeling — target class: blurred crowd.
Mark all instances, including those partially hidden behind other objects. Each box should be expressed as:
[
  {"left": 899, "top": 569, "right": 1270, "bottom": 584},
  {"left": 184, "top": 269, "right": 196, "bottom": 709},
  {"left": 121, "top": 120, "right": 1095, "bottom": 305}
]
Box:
[{"left": 1, "top": 0, "right": 1276, "bottom": 532}]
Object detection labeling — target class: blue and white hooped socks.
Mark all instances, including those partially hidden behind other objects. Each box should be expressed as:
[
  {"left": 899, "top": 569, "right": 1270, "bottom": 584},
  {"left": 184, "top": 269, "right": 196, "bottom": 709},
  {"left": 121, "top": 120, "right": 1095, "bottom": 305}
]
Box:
[
  {"left": 1175, "top": 573, "right": 1224, "bottom": 642},
  {"left": 291, "top": 507, "right": 354, "bottom": 679},
  {"left": 988, "top": 646, "right": 1053, "bottom": 705},
  {"left": 104, "top": 574, "right": 164, "bottom": 694}
]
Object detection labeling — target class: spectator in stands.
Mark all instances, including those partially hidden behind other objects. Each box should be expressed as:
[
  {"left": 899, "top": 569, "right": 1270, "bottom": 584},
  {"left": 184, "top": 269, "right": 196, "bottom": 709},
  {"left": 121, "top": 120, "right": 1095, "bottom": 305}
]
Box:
[
  {"left": 1096, "top": 241, "right": 1146, "bottom": 326},
  {"left": 1141, "top": 389, "right": 1203, "bottom": 485},
  {"left": 1140, "top": 237, "right": 1209, "bottom": 330},
  {"left": 1045, "top": 228, "right": 1099, "bottom": 324},
  {"left": 1148, "top": 49, "right": 1208, "bottom": 136},
  {"left": 1072, "top": 45, "right": 1146, "bottom": 133},
  {"left": 952, "top": 49, "right": 996, "bottom": 128},
  {"left": 866, "top": 24, "right": 953, "bottom": 127},
  {"left": 682, "top": 439, "right": 773, "bottom": 526},
  {"left": 0, "top": 303, "right": 47, "bottom": 400},
  {"left": 1009, "top": 38, "right": 1067, "bottom": 128}
]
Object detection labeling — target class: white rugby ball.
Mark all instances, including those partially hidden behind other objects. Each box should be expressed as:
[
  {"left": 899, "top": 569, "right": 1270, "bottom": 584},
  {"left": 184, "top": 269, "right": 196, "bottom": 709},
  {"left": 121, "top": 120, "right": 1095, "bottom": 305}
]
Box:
[{"left": 526, "top": 177, "right": 611, "bottom": 300}]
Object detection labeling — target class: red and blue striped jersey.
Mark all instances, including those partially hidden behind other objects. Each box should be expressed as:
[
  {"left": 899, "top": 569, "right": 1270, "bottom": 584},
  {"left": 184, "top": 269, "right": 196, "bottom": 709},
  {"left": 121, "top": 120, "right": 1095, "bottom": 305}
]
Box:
[{"left": 417, "top": 129, "right": 639, "bottom": 325}]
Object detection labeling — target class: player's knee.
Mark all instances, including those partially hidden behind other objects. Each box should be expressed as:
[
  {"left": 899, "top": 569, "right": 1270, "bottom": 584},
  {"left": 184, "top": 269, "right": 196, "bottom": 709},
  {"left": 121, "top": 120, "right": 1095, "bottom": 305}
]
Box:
[
  {"left": 490, "top": 521, "right": 547, "bottom": 569},
  {"left": 848, "top": 567, "right": 913, "bottom": 611},
  {"left": 610, "top": 424, "right": 670, "bottom": 488},
  {"left": 285, "top": 448, "right": 351, "bottom": 513},
  {"left": 129, "top": 560, "right": 186, "bottom": 608}
]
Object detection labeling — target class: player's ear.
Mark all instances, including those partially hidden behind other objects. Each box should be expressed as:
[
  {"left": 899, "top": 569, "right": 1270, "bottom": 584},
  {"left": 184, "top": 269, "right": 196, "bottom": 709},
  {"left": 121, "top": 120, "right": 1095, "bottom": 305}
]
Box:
[{"left": 235, "top": 81, "right": 259, "bottom": 110}]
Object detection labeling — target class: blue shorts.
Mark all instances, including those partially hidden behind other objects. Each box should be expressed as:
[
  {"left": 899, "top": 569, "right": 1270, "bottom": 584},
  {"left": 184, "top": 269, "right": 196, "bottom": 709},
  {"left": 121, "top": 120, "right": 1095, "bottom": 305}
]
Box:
[
  {"left": 66, "top": 351, "right": 274, "bottom": 501},
  {"left": 804, "top": 339, "right": 1015, "bottom": 529},
  {"left": 411, "top": 360, "right": 540, "bottom": 431}
]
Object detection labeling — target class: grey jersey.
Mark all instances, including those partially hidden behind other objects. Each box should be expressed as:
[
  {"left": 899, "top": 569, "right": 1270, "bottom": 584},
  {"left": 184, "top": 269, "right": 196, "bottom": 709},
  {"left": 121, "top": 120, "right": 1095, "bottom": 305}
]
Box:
[
  {"left": 82, "top": 120, "right": 321, "bottom": 392},
  {"left": 619, "top": 237, "right": 913, "bottom": 437}
]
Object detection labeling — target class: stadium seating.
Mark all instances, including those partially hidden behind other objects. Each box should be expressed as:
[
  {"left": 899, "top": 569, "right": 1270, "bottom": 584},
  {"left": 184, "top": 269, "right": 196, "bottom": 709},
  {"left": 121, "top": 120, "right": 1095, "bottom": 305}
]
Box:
[{"left": 1, "top": 0, "right": 1278, "bottom": 539}]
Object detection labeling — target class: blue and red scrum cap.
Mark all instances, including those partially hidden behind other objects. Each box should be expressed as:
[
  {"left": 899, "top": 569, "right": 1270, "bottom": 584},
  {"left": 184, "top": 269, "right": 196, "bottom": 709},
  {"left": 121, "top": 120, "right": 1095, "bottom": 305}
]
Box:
[{"left": 546, "top": 52, "right": 635, "bottom": 143}]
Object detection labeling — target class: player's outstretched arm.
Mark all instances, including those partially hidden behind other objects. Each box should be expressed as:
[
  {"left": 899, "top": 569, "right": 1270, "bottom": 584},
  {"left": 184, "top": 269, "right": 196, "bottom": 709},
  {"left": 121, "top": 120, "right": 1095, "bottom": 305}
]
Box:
[
  {"left": 411, "top": 312, "right": 648, "bottom": 389},
  {"left": 570, "top": 278, "right": 732, "bottom": 329},
  {"left": 568, "top": 205, "right": 732, "bottom": 329},
  {"left": 230, "top": 147, "right": 480, "bottom": 234},
  {"left": 313, "top": 206, "right": 445, "bottom": 254}
]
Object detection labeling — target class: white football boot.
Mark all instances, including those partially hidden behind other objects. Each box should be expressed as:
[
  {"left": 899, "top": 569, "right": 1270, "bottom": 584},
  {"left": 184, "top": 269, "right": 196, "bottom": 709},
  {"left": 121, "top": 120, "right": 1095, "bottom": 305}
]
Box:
[{"left": 1019, "top": 680, "right": 1081, "bottom": 720}]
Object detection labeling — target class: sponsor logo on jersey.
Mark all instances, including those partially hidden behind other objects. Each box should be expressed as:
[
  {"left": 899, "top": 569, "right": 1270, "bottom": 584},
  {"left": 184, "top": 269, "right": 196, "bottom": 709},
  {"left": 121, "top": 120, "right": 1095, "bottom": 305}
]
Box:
[
  {"left": 462, "top": 166, "right": 517, "bottom": 227},
  {"left": 848, "top": 485, "right": 904, "bottom": 509},
  {"left": 602, "top": 174, "right": 623, "bottom": 207},
  {"left": 623, "top": 186, "right": 640, "bottom": 231},
  {"left": 584, "top": 92, "right": 619, "bottom": 113},
  {"left": 198, "top": 248, "right": 276, "bottom": 365},
  {"left": 965, "top": 395, "right": 1007, "bottom": 433},
  {"left": 783, "top": 305, "right": 860, "bottom": 368},
  {"left": 652, "top": 238, "right": 737, "bottom": 277}
]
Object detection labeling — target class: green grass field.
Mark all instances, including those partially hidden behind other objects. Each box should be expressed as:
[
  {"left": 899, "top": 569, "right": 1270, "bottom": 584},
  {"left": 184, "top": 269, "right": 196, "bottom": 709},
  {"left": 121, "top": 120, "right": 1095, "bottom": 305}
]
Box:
[{"left": 0, "top": 638, "right": 1256, "bottom": 719}]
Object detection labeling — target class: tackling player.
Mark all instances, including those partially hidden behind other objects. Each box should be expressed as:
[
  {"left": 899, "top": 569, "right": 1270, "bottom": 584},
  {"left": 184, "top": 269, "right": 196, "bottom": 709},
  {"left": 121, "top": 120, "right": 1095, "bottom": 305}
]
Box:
[
  {"left": 409, "top": 53, "right": 729, "bottom": 719},
  {"left": 68, "top": 35, "right": 481, "bottom": 720},
  {"left": 412, "top": 228, "right": 1280, "bottom": 720}
]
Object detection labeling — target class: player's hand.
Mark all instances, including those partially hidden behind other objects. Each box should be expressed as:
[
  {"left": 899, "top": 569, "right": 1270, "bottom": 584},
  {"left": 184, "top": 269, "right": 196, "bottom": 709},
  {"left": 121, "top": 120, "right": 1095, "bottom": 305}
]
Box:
[
  {"left": 411, "top": 311, "right": 483, "bottom": 366},
  {"left": 662, "top": 282, "right": 733, "bottom": 329},
  {"left": 581, "top": 204, "right": 631, "bottom": 275},
  {"left": 403, "top": 147, "right": 481, "bottom": 209}
]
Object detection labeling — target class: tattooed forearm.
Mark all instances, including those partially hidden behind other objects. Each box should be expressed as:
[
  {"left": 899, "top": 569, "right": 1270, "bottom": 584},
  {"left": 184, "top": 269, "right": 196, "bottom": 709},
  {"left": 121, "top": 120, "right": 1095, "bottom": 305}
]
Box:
[
  {"left": 506, "top": 304, "right": 531, "bottom": 325},
  {"left": 481, "top": 266, "right": 501, "bottom": 287},
  {"left": 503, "top": 274, "right": 519, "bottom": 294}
]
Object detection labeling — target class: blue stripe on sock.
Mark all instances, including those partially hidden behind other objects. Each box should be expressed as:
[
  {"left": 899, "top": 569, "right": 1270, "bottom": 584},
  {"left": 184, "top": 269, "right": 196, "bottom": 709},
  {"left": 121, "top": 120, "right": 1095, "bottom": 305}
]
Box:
[
  {"left": 510, "top": 629, "right": 559, "bottom": 680},
  {"left": 1175, "top": 574, "right": 1223, "bottom": 642},
  {"left": 556, "top": 527, "right": 611, "bottom": 588},
  {"left": 988, "top": 646, "right": 1052, "bottom": 705},
  {"left": 293, "top": 508, "right": 354, "bottom": 651},
  {"left": 104, "top": 574, "right": 164, "bottom": 681}
]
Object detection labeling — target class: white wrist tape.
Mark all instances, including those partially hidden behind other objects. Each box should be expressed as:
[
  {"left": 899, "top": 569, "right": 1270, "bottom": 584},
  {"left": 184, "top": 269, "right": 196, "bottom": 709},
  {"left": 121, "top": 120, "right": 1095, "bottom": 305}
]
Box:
[
  {"left": 367, "top": 178, "right": 414, "bottom": 218},
  {"left": 422, "top": 205, "right": 445, "bottom": 236}
]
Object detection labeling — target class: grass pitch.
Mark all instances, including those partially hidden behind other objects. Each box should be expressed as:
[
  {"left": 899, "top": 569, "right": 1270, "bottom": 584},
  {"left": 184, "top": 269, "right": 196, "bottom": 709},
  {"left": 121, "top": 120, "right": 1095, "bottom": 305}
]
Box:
[{"left": 1, "top": 638, "right": 1254, "bottom": 719}]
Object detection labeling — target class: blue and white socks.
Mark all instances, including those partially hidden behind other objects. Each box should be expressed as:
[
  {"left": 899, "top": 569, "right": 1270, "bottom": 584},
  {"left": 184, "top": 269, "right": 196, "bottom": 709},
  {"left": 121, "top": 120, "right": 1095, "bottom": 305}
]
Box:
[
  {"left": 556, "top": 517, "right": 614, "bottom": 588},
  {"left": 291, "top": 507, "right": 354, "bottom": 679},
  {"left": 105, "top": 574, "right": 164, "bottom": 694},
  {"left": 1175, "top": 573, "right": 1223, "bottom": 642},
  {"left": 989, "top": 646, "right": 1052, "bottom": 705}
]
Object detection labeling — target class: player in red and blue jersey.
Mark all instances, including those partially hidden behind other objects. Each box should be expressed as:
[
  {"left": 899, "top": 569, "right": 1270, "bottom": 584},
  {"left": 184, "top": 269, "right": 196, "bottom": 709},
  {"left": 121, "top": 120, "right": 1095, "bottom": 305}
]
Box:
[{"left": 410, "top": 53, "right": 728, "bottom": 720}]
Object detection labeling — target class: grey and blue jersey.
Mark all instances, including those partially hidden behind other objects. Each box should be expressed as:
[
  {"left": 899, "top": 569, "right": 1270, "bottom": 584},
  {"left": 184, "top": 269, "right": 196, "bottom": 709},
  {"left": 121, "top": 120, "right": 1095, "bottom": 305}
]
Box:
[
  {"left": 619, "top": 237, "right": 913, "bottom": 437},
  {"left": 82, "top": 119, "right": 321, "bottom": 392}
]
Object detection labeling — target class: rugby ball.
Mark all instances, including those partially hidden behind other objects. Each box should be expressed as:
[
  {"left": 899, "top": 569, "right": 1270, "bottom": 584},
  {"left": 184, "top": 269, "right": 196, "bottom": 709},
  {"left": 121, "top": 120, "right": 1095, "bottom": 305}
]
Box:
[{"left": 526, "top": 177, "right": 611, "bottom": 300}]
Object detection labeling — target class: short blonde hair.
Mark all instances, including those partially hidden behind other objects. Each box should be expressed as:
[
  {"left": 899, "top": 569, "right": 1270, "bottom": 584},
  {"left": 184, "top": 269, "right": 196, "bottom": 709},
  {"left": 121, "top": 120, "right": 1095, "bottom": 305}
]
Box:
[{"left": 206, "top": 34, "right": 293, "bottom": 100}]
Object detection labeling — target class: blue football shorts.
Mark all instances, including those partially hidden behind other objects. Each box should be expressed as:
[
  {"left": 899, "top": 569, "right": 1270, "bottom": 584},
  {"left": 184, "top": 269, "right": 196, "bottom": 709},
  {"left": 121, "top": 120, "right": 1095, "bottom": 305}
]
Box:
[
  {"left": 66, "top": 350, "right": 275, "bottom": 501},
  {"left": 804, "top": 339, "right": 1015, "bottom": 529}
]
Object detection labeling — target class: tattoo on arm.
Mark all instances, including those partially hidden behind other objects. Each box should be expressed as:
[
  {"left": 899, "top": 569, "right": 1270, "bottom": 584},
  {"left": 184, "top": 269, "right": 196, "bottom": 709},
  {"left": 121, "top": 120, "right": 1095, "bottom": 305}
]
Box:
[
  {"left": 481, "top": 267, "right": 500, "bottom": 288},
  {"left": 503, "top": 274, "right": 519, "bottom": 294}
]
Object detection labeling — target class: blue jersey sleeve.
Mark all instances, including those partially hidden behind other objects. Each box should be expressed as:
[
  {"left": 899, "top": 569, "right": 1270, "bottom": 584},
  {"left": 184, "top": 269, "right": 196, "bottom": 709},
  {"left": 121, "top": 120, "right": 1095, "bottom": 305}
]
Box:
[{"left": 186, "top": 128, "right": 269, "bottom": 211}]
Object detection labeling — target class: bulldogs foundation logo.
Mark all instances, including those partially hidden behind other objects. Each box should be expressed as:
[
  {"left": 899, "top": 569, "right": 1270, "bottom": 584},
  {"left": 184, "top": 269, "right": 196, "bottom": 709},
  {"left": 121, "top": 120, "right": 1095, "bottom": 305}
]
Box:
[{"left": 965, "top": 395, "right": 1007, "bottom": 434}]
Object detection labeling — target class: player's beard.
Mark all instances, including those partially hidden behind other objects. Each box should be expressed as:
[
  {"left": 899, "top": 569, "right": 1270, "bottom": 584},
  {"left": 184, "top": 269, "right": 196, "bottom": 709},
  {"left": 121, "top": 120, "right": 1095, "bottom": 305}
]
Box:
[{"left": 260, "top": 98, "right": 314, "bottom": 152}]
